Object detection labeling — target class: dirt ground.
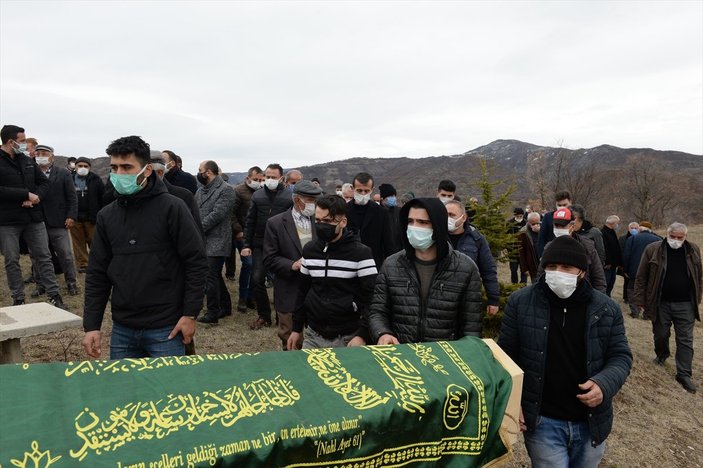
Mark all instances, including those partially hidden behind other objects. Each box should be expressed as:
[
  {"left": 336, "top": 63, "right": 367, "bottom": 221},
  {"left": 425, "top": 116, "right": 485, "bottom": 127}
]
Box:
[{"left": 1, "top": 226, "right": 701, "bottom": 467}]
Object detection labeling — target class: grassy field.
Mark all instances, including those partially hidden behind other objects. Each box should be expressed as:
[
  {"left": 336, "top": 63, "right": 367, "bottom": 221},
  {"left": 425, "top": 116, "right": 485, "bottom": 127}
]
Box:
[{"left": 1, "top": 226, "right": 701, "bottom": 467}]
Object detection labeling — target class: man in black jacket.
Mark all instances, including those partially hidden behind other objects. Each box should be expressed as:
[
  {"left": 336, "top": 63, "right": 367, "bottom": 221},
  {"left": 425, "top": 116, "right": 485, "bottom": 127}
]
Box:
[
  {"left": 368, "top": 198, "right": 483, "bottom": 344},
  {"left": 601, "top": 215, "right": 622, "bottom": 297},
  {"left": 34, "top": 145, "right": 79, "bottom": 296},
  {"left": 82, "top": 136, "right": 207, "bottom": 360},
  {"left": 242, "top": 163, "right": 294, "bottom": 329},
  {"left": 346, "top": 172, "right": 395, "bottom": 269},
  {"left": 0, "top": 125, "right": 64, "bottom": 308},
  {"left": 162, "top": 150, "right": 197, "bottom": 194},
  {"left": 287, "top": 195, "right": 377, "bottom": 350},
  {"left": 498, "top": 235, "right": 632, "bottom": 467},
  {"left": 70, "top": 157, "right": 104, "bottom": 273}
]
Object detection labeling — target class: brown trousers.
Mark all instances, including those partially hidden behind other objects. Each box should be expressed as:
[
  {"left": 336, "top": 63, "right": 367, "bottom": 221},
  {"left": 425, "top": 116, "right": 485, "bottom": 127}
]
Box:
[
  {"left": 277, "top": 311, "right": 293, "bottom": 350},
  {"left": 70, "top": 221, "right": 96, "bottom": 268}
]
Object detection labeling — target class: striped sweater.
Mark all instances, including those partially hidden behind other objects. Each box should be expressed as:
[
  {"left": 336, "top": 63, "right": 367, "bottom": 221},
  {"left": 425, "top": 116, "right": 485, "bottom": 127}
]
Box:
[{"left": 293, "top": 230, "right": 378, "bottom": 340}]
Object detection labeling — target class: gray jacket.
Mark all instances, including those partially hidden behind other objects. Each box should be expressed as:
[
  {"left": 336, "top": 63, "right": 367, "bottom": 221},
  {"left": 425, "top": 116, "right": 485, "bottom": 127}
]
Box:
[
  {"left": 263, "top": 208, "right": 317, "bottom": 313},
  {"left": 195, "top": 176, "right": 235, "bottom": 257}
]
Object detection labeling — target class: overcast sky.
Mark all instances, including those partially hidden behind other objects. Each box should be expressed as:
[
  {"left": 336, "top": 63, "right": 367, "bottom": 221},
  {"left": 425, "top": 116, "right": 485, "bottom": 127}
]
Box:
[{"left": 1, "top": 1, "right": 701, "bottom": 173}]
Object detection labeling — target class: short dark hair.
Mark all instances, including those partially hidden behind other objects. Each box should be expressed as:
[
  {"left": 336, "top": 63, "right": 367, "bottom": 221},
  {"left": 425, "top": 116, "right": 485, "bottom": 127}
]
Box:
[
  {"left": 1, "top": 125, "right": 24, "bottom": 144},
  {"left": 266, "top": 163, "right": 284, "bottom": 176},
  {"left": 203, "top": 160, "right": 219, "bottom": 175},
  {"left": 248, "top": 166, "right": 263, "bottom": 176},
  {"left": 67, "top": 157, "right": 77, "bottom": 163},
  {"left": 353, "top": 172, "right": 374, "bottom": 188},
  {"left": 316, "top": 194, "right": 347, "bottom": 219},
  {"left": 106, "top": 136, "right": 151, "bottom": 167},
  {"left": 570, "top": 204, "right": 586, "bottom": 221},
  {"left": 555, "top": 190, "right": 571, "bottom": 202},
  {"left": 162, "top": 149, "right": 177, "bottom": 160},
  {"left": 438, "top": 179, "right": 456, "bottom": 192}
]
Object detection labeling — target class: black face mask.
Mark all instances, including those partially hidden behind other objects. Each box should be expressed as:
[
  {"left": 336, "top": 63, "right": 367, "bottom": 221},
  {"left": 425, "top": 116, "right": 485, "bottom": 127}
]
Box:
[
  {"left": 315, "top": 222, "right": 339, "bottom": 243},
  {"left": 196, "top": 172, "right": 208, "bottom": 185}
]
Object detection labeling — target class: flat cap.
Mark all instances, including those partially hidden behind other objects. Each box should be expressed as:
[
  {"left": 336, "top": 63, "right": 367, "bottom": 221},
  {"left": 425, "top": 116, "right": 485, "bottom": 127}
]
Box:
[
  {"left": 35, "top": 144, "right": 54, "bottom": 153},
  {"left": 293, "top": 179, "right": 323, "bottom": 197}
]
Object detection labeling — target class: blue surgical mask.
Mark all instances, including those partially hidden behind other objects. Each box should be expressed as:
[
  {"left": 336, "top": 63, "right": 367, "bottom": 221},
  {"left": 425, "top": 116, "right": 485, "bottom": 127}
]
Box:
[
  {"left": 629, "top": 229, "right": 638, "bottom": 236},
  {"left": 385, "top": 196, "right": 397, "bottom": 207},
  {"left": 110, "top": 165, "right": 148, "bottom": 196},
  {"left": 407, "top": 226, "right": 434, "bottom": 251}
]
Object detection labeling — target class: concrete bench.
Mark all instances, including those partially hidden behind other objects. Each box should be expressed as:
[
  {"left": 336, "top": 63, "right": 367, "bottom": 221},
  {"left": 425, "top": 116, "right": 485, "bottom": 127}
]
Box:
[{"left": 0, "top": 302, "right": 82, "bottom": 364}]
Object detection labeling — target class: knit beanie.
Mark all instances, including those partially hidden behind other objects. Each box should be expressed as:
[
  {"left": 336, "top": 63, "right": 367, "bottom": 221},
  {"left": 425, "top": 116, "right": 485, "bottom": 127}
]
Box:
[
  {"left": 76, "top": 157, "right": 92, "bottom": 167},
  {"left": 379, "top": 183, "right": 396, "bottom": 199},
  {"left": 540, "top": 235, "right": 589, "bottom": 271}
]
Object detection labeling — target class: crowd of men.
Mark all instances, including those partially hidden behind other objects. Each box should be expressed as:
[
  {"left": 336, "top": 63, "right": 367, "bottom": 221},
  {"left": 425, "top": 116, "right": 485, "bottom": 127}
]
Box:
[{"left": 1, "top": 125, "right": 700, "bottom": 468}]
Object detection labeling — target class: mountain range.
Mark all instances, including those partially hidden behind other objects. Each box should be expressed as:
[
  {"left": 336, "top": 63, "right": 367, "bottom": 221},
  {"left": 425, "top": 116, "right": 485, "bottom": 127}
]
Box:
[{"left": 52, "top": 139, "right": 703, "bottom": 223}]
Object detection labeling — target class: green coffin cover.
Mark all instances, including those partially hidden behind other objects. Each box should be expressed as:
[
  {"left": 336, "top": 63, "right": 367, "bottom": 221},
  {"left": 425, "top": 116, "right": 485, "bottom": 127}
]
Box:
[{"left": 0, "top": 336, "right": 512, "bottom": 468}]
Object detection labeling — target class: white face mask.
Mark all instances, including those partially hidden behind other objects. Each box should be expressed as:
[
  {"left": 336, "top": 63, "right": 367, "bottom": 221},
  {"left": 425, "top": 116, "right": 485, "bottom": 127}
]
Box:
[
  {"left": 553, "top": 228, "right": 570, "bottom": 238},
  {"left": 439, "top": 196, "right": 453, "bottom": 205},
  {"left": 264, "top": 178, "right": 280, "bottom": 190},
  {"left": 35, "top": 157, "right": 50, "bottom": 166},
  {"left": 545, "top": 270, "right": 580, "bottom": 299},
  {"left": 336, "top": 190, "right": 343, "bottom": 196},
  {"left": 354, "top": 192, "right": 370, "bottom": 205},
  {"left": 514, "top": 216, "right": 524, "bottom": 223},
  {"left": 247, "top": 180, "right": 262, "bottom": 190},
  {"left": 447, "top": 215, "right": 464, "bottom": 233},
  {"left": 76, "top": 167, "right": 89, "bottom": 177},
  {"left": 667, "top": 238, "right": 684, "bottom": 249},
  {"left": 301, "top": 202, "right": 316, "bottom": 217}
]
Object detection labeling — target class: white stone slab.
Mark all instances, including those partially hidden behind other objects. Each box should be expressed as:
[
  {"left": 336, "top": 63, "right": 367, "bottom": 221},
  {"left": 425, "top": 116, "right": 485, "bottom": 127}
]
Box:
[{"left": 0, "top": 302, "right": 81, "bottom": 341}]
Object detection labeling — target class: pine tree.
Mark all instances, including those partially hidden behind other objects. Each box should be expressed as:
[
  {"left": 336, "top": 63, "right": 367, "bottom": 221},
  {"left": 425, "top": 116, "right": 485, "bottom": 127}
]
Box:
[{"left": 467, "top": 158, "right": 517, "bottom": 263}]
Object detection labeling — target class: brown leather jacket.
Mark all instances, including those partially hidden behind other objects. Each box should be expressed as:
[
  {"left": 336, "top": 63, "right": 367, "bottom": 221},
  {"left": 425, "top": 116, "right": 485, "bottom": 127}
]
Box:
[
  {"left": 633, "top": 239, "right": 702, "bottom": 321},
  {"left": 231, "top": 182, "right": 256, "bottom": 236}
]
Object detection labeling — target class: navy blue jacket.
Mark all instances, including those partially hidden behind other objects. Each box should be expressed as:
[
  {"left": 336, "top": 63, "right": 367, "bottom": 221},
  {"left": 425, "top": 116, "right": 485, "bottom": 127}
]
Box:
[
  {"left": 536, "top": 211, "right": 555, "bottom": 259},
  {"left": 622, "top": 231, "right": 661, "bottom": 278},
  {"left": 164, "top": 167, "right": 198, "bottom": 194},
  {"left": 41, "top": 165, "right": 77, "bottom": 228},
  {"left": 498, "top": 280, "right": 632, "bottom": 446},
  {"left": 453, "top": 224, "right": 500, "bottom": 306}
]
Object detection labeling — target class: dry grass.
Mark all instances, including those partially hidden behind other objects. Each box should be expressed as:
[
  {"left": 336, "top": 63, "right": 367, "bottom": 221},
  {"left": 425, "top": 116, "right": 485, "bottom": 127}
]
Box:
[{"left": 1, "top": 226, "right": 702, "bottom": 467}]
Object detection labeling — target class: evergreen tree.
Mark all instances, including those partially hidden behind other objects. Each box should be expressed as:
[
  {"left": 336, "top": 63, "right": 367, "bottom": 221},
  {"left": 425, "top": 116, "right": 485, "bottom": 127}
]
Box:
[{"left": 467, "top": 158, "right": 517, "bottom": 263}]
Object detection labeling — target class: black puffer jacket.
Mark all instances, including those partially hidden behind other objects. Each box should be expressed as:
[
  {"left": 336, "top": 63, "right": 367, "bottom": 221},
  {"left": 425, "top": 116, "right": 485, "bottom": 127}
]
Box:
[
  {"left": 0, "top": 149, "right": 50, "bottom": 225},
  {"left": 368, "top": 198, "right": 483, "bottom": 343},
  {"left": 498, "top": 279, "right": 632, "bottom": 446},
  {"left": 84, "top": 175, "right": 208, "bottom": 331},
  {"left": 243, "top": 183, "right": 294, "bottom": 249}
]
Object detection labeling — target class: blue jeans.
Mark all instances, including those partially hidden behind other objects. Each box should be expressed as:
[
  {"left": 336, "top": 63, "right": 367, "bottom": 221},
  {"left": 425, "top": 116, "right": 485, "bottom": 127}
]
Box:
[
  {"left": 110, "top": 322, "right": 185, "bottom": 359},
  {"left": 524, "top": 415, "right": 605, "bottom": 468}
]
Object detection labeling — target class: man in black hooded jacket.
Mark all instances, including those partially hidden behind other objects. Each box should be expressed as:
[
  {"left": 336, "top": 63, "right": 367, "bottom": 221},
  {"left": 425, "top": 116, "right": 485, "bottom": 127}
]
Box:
[
  {"left": 368, "top": 197, "right": 483, "bottom": 344},
  {"left": 82, "top": 136, "right": 208, "bottom": 360}
]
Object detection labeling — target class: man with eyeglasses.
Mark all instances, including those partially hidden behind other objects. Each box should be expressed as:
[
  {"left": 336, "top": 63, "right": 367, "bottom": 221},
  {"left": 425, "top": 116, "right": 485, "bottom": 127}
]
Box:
[{"left": 287, "top": 194, "right": 377, "bottom": 350}]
